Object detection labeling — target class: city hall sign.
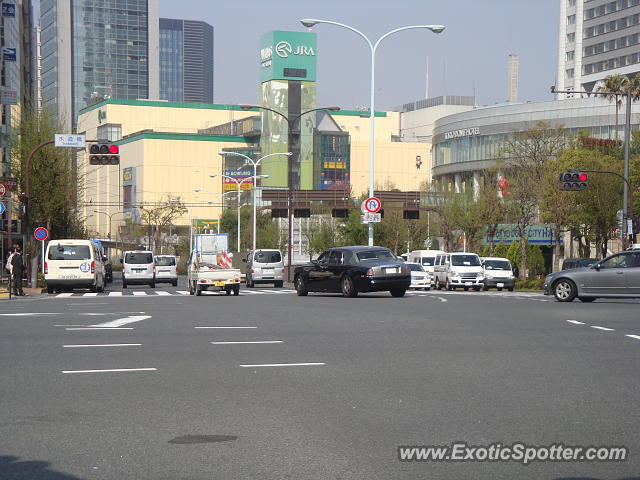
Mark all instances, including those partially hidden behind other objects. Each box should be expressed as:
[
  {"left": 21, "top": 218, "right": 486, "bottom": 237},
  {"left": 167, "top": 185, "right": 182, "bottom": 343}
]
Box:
[{"left": 444, "top": 127, "right": 480, "bottom": 140}]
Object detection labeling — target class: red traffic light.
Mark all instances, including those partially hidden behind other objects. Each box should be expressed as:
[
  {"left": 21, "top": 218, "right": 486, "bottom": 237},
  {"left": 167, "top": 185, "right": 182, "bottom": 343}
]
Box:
[
  {"left": 109, "top": 144, "right": 119, "bottom": 154},
  {"left": 579, "top": 173, "right": 588, "bottom": 181}
]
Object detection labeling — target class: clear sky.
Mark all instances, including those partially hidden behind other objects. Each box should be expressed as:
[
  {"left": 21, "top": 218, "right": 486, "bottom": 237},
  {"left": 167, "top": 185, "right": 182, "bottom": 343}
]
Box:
[{"left": 160, "top": 0, "right": 560, "bottom": 110}]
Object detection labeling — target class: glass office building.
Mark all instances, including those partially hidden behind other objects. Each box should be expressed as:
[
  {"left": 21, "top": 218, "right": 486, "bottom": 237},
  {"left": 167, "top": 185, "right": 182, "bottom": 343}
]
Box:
[
  {"left": 159, "top": 18, "right": 213, "bottom": 103},
  {"left": 41, "top": 0, "right": 159, "bottom": 128}
]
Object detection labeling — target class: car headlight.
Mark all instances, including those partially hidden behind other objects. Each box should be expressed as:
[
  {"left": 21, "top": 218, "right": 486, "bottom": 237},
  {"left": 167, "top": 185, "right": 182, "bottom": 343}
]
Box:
[{"left": 477, "top": 273, "right": 485, "bottom": 280}]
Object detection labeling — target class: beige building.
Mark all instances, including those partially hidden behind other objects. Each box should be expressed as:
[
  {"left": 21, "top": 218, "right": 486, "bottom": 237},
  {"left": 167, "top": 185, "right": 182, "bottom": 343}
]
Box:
[{"left": 77, "top": 99, "right": 429, "bottom": 240}]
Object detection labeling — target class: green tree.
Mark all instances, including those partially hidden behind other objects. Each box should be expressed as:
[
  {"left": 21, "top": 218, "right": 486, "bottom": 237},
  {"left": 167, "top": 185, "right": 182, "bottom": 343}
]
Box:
[
  {"left": 450, "top": 191, "right": 484, "bottom": 252},
  {"left": 303, "top": 214, "right": 338, "bottom": 259},
  {"left": 475, "top": 172, "right": 507, "bottom": 255},
  {"left": 492, "top": 241, "right": 509, "bottom": 259},
  {"left": 339, "top": 210, "right": 368, "bottom": 246}
]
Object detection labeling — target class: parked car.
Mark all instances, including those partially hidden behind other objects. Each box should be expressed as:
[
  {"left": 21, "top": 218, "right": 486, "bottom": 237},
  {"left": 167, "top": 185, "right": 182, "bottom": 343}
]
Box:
[
  {"left": 433, "top": 253, "right": 450, "bottom": 289},
  {"left": 481, "top": 257, "right": 515, "bottom": 291},
  {"left": 406, "top": 262, "right": 431, "bottom": 290},
  {"left": 436, "top": 252, "right": 485, "bottom": 291},
  {"left": 154, "top": 255, "right": 178, "bottom": 286},
  {"left": 561, "top": 258, "right": 598, "bottom": 270},
  {"left": 44, "top": 239, "right": 107, "bottom": 294},
  {"left": 122, "top": 250, "right": 155, "bottom": 288},
  {"left": 245, "top": 249, "right": 285, "bottom": 288},
  {"left": 408, "top": 249, "right": 445, "bottom": 287},
  {"left": 294, "top": 246, "right": 411, "bottom": 298},
  {"left": 544, "top": 249, "right": 640, "bottom": 302}
]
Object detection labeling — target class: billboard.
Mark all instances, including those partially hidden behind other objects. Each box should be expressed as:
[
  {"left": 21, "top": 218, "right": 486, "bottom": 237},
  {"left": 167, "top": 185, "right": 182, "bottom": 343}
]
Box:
[
  {"left": 2, "top": 3, "right": 15, "bottom": 16},
  {"left": 222, "top": 170, "right": 253, "bottom": 191},
  {"left": 2, "top": 47, "right": 16, "bottom": 61},
  {"left": 260, "top": 31, "right": 317, "bottom": 83},
  {"left": 482, "top": 223, "right": 561, "bottom": 246}
]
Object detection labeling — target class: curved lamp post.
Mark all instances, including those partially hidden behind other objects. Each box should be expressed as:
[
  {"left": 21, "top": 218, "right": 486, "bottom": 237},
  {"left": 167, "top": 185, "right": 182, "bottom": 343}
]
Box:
[{"left": 300, "top": 19, "right": 444, "bottom": 246}]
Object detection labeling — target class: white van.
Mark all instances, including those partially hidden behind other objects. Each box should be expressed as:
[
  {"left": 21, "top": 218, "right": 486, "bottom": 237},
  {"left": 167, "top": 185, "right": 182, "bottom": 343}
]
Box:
[
  {"left": 154, "top": 255, "right": 178, "bottom": 286},
  {"left": 481, "top": 257, "right": 515, "bottom": 291},
  {"left": 440, "top": 253, "right": 485, "bottom": 291},
  {"left": 45, "top": 239, "right": 106, "bottom": 294},
  {"left": 122, "top": 250, "right": 155, "bottom": 288},
  {"left": 408, "top": 250, "right": 445, "bottom": 287},
  {"left": 245, "top": 249, "right": 285, "bottom": 288}
]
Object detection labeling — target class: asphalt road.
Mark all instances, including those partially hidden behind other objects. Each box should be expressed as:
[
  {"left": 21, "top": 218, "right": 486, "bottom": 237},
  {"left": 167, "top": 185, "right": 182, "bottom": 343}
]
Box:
[{"left": 1, "top": 276, "right": 639, "bottom": 480}]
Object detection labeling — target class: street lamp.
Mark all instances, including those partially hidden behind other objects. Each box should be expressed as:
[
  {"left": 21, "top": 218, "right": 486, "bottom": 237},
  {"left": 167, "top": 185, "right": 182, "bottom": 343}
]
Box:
[
  {"left": 240, "top": 104, "right": 340, "bottom": 277},
  {"left": 209, "top": 174, "right": 268, "bottom": 253},
  {"left": 218, "top": 151, "right": 291, "bottom": 251},
  {"left": 300, "top": 19, "right": 444, "bottom": 246},
  {"left": 194, "top": 189, "right": 239, "bottom": 235}
]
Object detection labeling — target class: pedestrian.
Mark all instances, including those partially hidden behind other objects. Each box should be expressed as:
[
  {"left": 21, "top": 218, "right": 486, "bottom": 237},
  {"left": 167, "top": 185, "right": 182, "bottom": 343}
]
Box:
[
  {"left": 512, "top": 264, "right": 520, "bottom": 279},
  {"left": 11, "top": 246, "right": 25, "bottom": 296}
]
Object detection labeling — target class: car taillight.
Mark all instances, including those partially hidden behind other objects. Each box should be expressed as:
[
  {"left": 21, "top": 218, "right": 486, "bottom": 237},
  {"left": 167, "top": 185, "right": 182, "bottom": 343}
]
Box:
[
  {"left": 122, "top": 265, "right": 125, "bottom": 272},
  {"left": 91, "top": 261, "right": 95, "bottom": 274},
  {"left": 44, "top": 262, "right": 48, "bottom": 274},
  {"left": 366, "top": 268, "right": 374, "bottom": 277}
]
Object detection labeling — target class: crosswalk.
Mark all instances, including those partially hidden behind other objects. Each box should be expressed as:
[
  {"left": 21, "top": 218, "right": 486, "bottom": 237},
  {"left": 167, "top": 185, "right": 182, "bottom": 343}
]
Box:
[{"left": 51, "top": 289, "right": 298, "bottom": 298}]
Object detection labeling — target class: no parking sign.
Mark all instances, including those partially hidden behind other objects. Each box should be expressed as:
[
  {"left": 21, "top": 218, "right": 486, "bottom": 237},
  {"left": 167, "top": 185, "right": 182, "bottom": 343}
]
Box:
[{"left": 34, "top": 227, "right": 49, "bottom": 241}]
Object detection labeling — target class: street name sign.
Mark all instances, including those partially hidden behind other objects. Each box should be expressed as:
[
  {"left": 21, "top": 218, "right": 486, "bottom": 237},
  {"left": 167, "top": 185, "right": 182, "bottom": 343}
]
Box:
[{"left": 55, "top": 134, "right": 86, "bottom": 148}]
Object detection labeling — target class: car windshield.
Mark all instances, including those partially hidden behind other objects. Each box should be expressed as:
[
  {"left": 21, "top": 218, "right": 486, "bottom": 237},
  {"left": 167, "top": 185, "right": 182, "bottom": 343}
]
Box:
[
  {"left": 407, "top": 264, "right": 424, "bottom": 272},
  {"left": 48, "top": 245, "right": 91, "bottom": 260},
  {"left": 421, "top": 257, "right": 435, "bottom": 266},
  {"left": 356, "top": 249, "right": 396, "bottom": 261},
  {"left": 125, "top": 252, "right": 153, "bottom": 264},
  {"left": 484, "top": 260, "right": 511, "bottom": 270},
  {"left": 155, "top": 257, "right": 176, "bottom": 266},
  {"left": 451, "top": 255, "right": 481, "bottom": 266},
  {"left": 255, "top": 251, "right": 281, "bottom": 263}
]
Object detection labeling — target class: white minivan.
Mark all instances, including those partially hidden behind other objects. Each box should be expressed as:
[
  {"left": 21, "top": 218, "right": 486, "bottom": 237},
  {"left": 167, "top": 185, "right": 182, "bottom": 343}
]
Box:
[
  {"left": 122, "top": 250, "right": 156, "bottom": 288},
  {"left": 154, "top": 255, "right": 178, "bottom": 286},
  {"left": 408, "top": 250, "right": 445, "bottom": 287},
  {"left": 440, "top": 253, "right": 485, "bottom": 291},
  {"left": 45, "top": 239, "right": 106, "bottom": 294}
]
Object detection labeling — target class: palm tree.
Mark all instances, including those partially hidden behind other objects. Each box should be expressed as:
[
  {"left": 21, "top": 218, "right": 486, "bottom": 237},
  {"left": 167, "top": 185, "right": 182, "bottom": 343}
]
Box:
[
  {"left": 596, "top": 74, "right": 629, "bottom": 140},
  {"left": 624, "top": 74, "right": 640, "bottom": 102}
]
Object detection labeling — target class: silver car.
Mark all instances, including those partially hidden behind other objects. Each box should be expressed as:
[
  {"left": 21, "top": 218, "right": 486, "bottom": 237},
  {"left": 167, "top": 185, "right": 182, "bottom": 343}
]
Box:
[{"left": 544, "top": 249, "right": 640, "bottom": 302}]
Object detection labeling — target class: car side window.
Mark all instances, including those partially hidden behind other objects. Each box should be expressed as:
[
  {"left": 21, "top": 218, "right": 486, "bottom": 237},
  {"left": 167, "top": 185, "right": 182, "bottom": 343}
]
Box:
[
  {"left": 316, "top": 252, "right": 330, "bottom": 265},
  {"left": 600, "top": 254, "right": 629, "bottom": 269},
  {"left": 628, "top": 253, "right": 640, "bottom": 268},
  {"left": 435, "top": 255, "right": 442, "bottom": 265},
  {"left": 328, "top": 251, "right": 343, "bottom": 265}
]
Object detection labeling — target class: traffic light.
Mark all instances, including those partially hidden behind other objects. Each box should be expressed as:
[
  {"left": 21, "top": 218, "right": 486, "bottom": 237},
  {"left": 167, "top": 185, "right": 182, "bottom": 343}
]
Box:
[
  {"left": 403, "top": 209, "right": 420, "bottom": 220},
  {"left": 89, "top": 143, "right": 119, "bottom": 165},
  {"left": 559, "top": 170, "right": 588, "bottom": 191}
]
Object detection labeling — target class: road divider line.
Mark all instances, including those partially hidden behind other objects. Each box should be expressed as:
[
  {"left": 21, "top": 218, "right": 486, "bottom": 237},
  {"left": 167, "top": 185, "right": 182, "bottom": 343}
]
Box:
[
  {"left": 155, "top": 291, "right": 172, "bottom": 296},
  {"left": 625, "top": 335, "right": 640, "bottom": 340},
  {"left": 176, "top": 291, "right": 190, "bottom": 295},
  {"left": 108, "top": 292, "right": 122, "bottom": 297},
  {"left": 566, "top": 320, "right": 585, "bottom": 325},
  {"left": 211, "top": 341, "right": 282, "bottom": 345},
  {"left": 132, "top": 291, "right": 148, "bottom": 296},
  {"left": 591, "top": 326, "right": 614, "bottom": 331},
  {"left": 195, "top": 326, "right": 257, "bottom": 329},
  {"left": 56, "top": 293, "right": 74, "bottom": 297},
  {"left": 239, "top": 362, "right": 325, "bottom": 368},
  {"left": 89, "top": 315, "right": 151, "bottom": 328},
  {"left": 62, "top": 368, "right": 157, "bottom": 374},
  {"left": 63, "top": 344, "right": 142, "bottom": 348},
  {"left": 83, "top": 293, "right": 99, "bottom": 297},
  {"left": 65, "top": 327, "right": 134, "bottom": 331},
  {"left": 0, "top": 313, "right": 61, "bottom": 316}
]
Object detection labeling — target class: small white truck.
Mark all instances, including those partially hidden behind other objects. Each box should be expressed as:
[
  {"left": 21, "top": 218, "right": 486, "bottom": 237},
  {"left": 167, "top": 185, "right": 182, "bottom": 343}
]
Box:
[{"left": 187, "top": 234, "right": 241, "bottom": 296}]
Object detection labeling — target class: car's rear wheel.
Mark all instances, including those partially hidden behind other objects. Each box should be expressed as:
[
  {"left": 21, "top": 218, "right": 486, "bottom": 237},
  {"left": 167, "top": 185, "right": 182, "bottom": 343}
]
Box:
[
  {"left": 497, "top": 287, "right": 503, "bottom": 292},
  {"left": 295, "top": 275, "right": 308, "bottom": 296},
  {"left": 579, "top": 297, "right": 596, "bottom": 302},
  {"left": 47, "top": 286, "right": 54, "bottom": 294},
  {"left": 89, "top": 283, "right": 97, "bottom": 293},
  {"left": 150, "top": 282, "right": 155, "bottom": 288},
  {"left": 341, "top": 275, "right": 357, "bottom": 298},
  {"left": 390, "top": 289, "right": 406, "bottom": 297},
  {"left": 189, "top": 281, "right": 194, "bottom": 295},
  {"left": 172, "top": 280, "right": 178, "bottom": 287},
  {"left": 473, "top": 286, "right": 481, "bottom": 292},
  {"left": 482, "top": 285, "right": 489, "bottom": 291},
  {"left": 195, "top": 283, "right": 202, "bottom": 296},
  {"left": 553, "top": 279, "right": 576, "bottom": 302}
]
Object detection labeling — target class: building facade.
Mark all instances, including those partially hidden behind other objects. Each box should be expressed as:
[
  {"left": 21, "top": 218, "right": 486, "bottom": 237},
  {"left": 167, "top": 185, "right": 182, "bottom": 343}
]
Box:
[
  {"left": 431, "top": 97, "right": 640, "bottom": 193},
  {"left": 399, "top": 95, "right": 475, "bottom": 144},
  {"left": 557, "top": 0, "right": 640, "bottom": 98},
  {"left": 40, "top": 0, "right": 159, "bottom": 129},
  {"left": 159, "top": 18, "right": 213, "bottom": 103}
]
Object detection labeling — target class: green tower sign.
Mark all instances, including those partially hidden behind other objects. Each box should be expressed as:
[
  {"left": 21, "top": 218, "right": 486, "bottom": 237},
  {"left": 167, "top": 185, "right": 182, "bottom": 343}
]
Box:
[{"left": 260, "top": 31, "right": 317, "bottom": 83}]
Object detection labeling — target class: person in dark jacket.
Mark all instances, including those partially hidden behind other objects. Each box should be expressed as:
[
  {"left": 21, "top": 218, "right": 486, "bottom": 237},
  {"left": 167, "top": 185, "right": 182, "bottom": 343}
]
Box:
[{"left": 11, "top": 247, "right": 25, "bottom": 296}]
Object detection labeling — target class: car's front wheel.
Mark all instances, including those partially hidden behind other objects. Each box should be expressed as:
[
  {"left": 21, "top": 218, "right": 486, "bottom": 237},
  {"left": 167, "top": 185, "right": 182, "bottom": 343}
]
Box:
[
  {"left": 341, "top": 275, "right": 357, "bottom": 298},
  {"left": 295, "top": 275, "right": 308, "bottom": 296},
  {"left": 553, "top": 279, "right": 577, "bottom": 302},
  {"left": 390, "top": 289, "right": 406, "bottom": 297}
]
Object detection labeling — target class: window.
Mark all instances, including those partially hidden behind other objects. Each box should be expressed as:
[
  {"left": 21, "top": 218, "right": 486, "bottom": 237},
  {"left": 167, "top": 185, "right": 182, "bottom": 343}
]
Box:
[
  {"left": 451, "top": 255, "right": 481, "bottom": 267},
  {"left": 566, "top": 68, "right": 575, "bottom": 79},
  {"left": 566, "top": 50, "right": 575, "bottom": 61},
  {"left": 407, "top": 264, "right": 425, "bottom": 272},
  {"left": 155, "top": 256, "right": 176, "bottom": 266},
  {"left": 48, "top": 245, "right": 91, "bottom": 260},
  {"left": 125, "top": 252, "right": 153, "bottom": 264},
  {"left": 254, "top": 251, "right": 282, "bottom": 263},
  {"left": 567, "top": 14, "right": 576, "bottom": 25},
  {"left": 328, "top": 251, "right": 343, "bottom": 265},
  {"left": 316, "top": 251, "right": 330, "bottom": 265},
  {"left": 567, "top": 32, "right": 576, "bottom": 43},
  {"left": 568, "top": 0, "right": 576, "bottom": 6},
  {"left": 599, "top": 253, "right": 630, "bottom": 268},
  {"left": 421, "top": 257, "right": 436, "bottom": 266},
  {"left": 483, "top": 260, "right": 512, "bottom": 271},
  {"left": 356, "top": 249, "right": 396, "bottom": 261}
]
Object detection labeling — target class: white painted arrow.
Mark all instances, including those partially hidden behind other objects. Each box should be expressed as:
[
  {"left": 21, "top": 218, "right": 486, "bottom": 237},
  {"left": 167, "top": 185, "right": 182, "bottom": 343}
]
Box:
[{"left": 89, "top": 315, "right": 151, "bottom": 328}]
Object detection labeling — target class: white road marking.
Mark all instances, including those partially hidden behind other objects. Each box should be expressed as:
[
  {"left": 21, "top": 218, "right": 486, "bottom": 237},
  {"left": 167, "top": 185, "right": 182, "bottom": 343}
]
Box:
[
  {"left": 566, "top": 320, "right": 585, "bottom": 325},
  {"left": 56, "top": 293, "right": 74, "bottom": 297},
  {"left": 0, "top": 313, "right": 61, "bottom": 316},
  {"left": 78, "top": 313, "right": 108, "bottom": 316},
  {"left": 132, "top": 291, "right": 148, "bottom": 296},
  {"left": 55, "top": 324, "right": 88, "bottom": 327},
  {"left": 240, "top": 362, "right": 325, "bottom": 368},
  {"left": 436, "top": 297, "right": 447, "bottom": 303},
  {"left": 211, "top": 340, "right": 282, "bottom": 345},
  {"left": 62, "top": 368, "right": 157, "bottom": 374},
  {"left": 625, "top": 335, "right": 640, "bottom": 340},
  {"left": 244, "top": 290, "right": 268, "bottom": 295},
  {"left": 89, "top": 315, "right": 151, "bottom": 328},
  {"left": 63, "top": 344, "right": 141, "bottom": 348},
  {"left": 591, "top": 326, "right": 614, "bottom": 331},
  {"left": 65, "top": 327, "right": 134, "bottom": 331},
  {"left": 83, "top": 293, "right": 99, "bottom": 297},
  {"left": 195, "top": 326, "right": 257, "bottom": 329},
  {"left": 108, "top": 292, "right": 122, "bottom": 297},
  {"left": 176, "top": 291, "right": 190, "bottom": 295},
  {"left": 155, "top": 291, "right": 172, "bottom": 296}
]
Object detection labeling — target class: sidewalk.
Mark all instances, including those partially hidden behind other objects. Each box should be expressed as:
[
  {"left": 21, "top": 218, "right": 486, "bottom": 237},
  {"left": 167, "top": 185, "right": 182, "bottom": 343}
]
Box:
[{"left": 0, "top": 286, "right": 41, "bottom": 299}]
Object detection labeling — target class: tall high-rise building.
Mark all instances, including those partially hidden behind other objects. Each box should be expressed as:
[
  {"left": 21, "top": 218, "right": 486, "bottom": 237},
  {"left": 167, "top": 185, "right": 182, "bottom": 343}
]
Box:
[
  {"left": 40, "top": 0, "right": 159, "bottom": 129},
  {"left": 507, "top": 54, "right": 518, "bottom": 102},
  {"left": 159, "top": 18, "right": 213, "bottom": 103},
  {"left": 557, "top": 0, "right": 640, "bottom": 98}
]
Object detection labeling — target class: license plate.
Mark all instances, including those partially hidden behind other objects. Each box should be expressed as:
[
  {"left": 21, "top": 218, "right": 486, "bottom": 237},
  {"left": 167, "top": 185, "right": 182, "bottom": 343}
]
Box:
[
  {"left": 60, "top": 274, "right": 78, "bottom": 279},
  {"left": 214, "top": 281, "right": 225, "bottom": 287},
  {"left": 497, "top": 282, "right": 504, "bottom": 287},
  {"left": 465, "top": 281, "right": 472, "bottom": 286},
  {"left": 133, "top": 269, "right": 145, "bottom": 273},
  {"left": 385, "top": 267, "right": 398, "bottom": 274},
  {"left": 262, "top": 269, "right": 274, "bottom": 275}
]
